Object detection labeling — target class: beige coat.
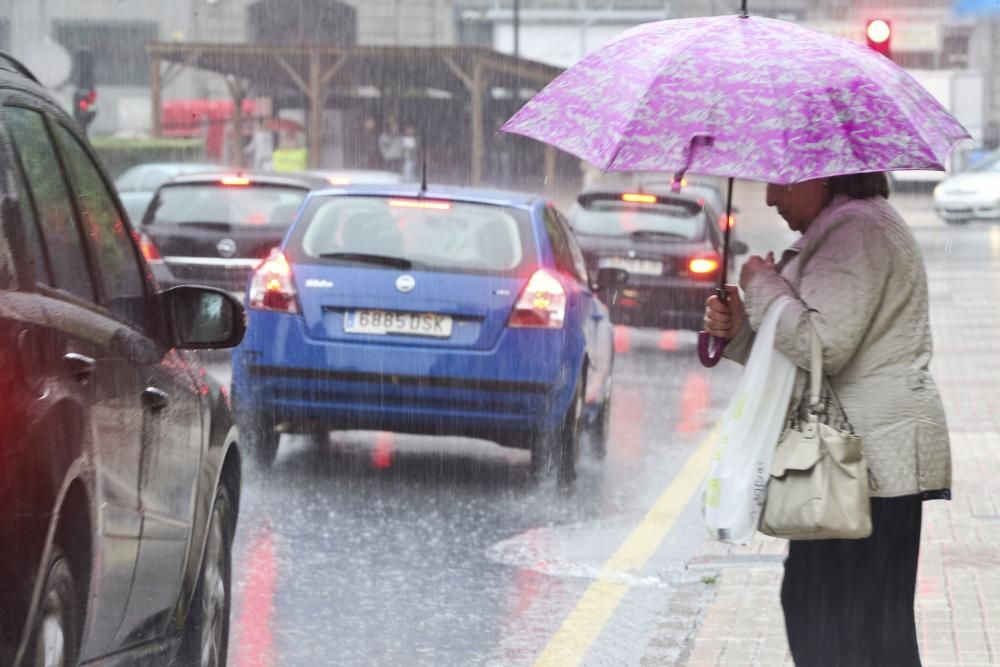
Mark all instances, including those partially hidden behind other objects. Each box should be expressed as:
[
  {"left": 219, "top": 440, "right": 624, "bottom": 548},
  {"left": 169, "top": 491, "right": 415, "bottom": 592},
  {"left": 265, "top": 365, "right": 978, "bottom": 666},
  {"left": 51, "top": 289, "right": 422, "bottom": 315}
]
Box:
[{"left": 726, "top": 194, "right": 951, "bottom": 498}]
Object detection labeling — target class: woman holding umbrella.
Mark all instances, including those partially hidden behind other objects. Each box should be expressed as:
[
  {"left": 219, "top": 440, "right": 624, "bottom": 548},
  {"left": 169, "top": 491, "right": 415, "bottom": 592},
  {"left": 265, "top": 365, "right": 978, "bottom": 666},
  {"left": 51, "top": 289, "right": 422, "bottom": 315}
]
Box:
[
  {"left": 703, "top": 171, "right": 951, "bottom": 666},
  {"left": 500, "top": 3, "right": 964, "bottom": 664}
]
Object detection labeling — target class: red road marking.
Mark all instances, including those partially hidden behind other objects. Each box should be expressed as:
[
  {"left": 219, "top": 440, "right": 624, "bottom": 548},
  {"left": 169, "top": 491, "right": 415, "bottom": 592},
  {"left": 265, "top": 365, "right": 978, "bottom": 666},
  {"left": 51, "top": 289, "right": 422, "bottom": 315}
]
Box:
[
  {"left": 372, "top": 431, "right": 395, "bottom": 469},
  {"left": 233, "top": 528, "right": 277, "bottom": 667},
  {"left": 657, "top": 330, "right": 678, "bottom": 351},
  {"left": 676, "top": 372, "right": 709, "bottom": 434},
  {"left": 614, "top": 326, "right": 631, "bottom": 354}
]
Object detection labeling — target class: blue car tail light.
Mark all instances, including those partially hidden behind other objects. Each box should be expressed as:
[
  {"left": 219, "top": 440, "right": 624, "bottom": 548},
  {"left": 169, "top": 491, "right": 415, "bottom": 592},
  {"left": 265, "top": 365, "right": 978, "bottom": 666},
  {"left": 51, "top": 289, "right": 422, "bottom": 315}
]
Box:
[
  {"left": 508, "top": 268, "right": 566, "bottom": 329},
  {"left": 248, "top": 249, "right": 300, "bottom": 314}
]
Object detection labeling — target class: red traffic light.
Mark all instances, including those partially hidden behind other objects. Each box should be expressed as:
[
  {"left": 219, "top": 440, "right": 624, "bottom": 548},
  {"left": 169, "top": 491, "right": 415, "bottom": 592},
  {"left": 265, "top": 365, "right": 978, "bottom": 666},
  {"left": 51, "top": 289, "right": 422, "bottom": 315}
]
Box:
[
  {"left": 867, "top": 20, "right": 890, "bottom": 44},
  {"left": 73, "top": 88, "right": 97, "bottom": 132},
  {"left": 76, "top": 89, "right": 97, "bottom": 112},
  {"left": 865, "top": 19, "right": 892, "bottom": 58}
]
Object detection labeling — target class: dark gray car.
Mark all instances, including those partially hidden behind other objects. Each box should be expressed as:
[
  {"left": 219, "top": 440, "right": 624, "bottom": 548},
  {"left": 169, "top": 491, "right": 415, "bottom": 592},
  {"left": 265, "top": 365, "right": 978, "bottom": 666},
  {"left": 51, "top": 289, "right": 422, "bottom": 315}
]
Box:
[
  {"left": 568, "top": 188, "right": 748, "bottom": 331},
  {"left": 0, "top": 52, "right": 245, "bottom": 667},
  {"left": 140, "top": 172, "right": 325, "bottom": 295}
]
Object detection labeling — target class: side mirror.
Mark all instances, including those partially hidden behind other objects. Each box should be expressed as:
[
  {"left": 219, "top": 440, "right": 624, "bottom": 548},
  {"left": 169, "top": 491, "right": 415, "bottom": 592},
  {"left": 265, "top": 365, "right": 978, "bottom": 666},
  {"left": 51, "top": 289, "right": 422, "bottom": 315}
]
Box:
[
  {"left": 731, "top": 240, "right": 750, "bottom": 255},
  {"left": 594, "top": 267, "right": 628, "bottom": 291},
  {"left": 160, "top": 286, "right": 246, "bottom": 350}
]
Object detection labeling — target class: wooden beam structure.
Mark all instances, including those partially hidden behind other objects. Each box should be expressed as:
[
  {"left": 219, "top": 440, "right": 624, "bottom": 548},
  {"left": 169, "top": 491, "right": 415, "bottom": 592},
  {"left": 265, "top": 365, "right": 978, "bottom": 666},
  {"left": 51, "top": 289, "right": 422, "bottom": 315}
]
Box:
[
  {"left": 149, "top": 54, "right": 161, "bottom": 137},
  {"left": 224, "top": 76, "right": 245, "bottom": 169},
  {"left": 145, "top": 43, "right": 565, "bottom": 185}
]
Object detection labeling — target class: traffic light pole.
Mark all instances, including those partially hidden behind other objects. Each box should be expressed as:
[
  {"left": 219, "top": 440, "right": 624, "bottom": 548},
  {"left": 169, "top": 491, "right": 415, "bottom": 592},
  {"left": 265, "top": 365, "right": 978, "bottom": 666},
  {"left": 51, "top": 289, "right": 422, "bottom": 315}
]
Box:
[{"left": 72, "top": 48, "right": 97, "bottom": 133}]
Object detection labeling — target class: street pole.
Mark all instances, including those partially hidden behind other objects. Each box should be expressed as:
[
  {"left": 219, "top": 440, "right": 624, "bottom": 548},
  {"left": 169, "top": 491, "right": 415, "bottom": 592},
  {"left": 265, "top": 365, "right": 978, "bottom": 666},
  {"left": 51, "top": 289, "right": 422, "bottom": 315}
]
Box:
[{"left": 513, "top": 0, "right": 520, "bottom": 60}]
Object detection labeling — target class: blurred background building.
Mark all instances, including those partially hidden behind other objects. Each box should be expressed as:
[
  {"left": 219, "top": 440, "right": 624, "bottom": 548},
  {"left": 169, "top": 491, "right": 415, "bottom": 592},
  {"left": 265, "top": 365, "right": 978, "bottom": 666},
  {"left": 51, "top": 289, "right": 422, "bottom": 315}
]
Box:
[{"left": 1, "top": 0, "right": 996, "bottom": 181}]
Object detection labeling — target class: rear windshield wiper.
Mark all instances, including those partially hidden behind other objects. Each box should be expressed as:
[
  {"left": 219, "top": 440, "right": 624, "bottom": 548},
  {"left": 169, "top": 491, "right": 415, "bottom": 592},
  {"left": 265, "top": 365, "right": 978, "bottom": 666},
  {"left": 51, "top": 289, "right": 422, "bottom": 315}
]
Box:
[
  {"left": 628, "top": 229, "right": 688, "bottom": 241},
  {"left": 317, "top": 252, "right": 413, "bottom": 269},
  {"left": 173, "top": 221, "right": 234, "bottom": 232}
]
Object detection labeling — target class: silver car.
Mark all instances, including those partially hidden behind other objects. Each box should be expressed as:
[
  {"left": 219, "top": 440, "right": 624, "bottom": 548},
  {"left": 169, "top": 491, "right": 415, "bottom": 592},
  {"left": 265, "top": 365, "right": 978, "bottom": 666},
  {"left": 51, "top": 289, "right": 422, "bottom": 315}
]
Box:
[{"left": 932, "top": 150, "right": 1000, "bottom": 224}]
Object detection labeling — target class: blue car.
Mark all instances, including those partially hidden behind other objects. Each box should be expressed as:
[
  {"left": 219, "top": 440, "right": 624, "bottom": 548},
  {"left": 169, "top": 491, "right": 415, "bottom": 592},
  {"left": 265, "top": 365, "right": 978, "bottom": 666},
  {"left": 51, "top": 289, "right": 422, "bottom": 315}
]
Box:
[{"left": 232, "top": 185, "right": 626, "bottom": 482}]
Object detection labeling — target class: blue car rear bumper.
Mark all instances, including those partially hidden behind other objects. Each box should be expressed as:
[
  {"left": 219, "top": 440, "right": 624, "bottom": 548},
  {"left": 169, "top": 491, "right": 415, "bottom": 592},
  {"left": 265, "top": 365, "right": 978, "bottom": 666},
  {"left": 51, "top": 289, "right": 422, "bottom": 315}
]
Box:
[{"left": 232, "top": 311, "right": 581, "bottom": 448}]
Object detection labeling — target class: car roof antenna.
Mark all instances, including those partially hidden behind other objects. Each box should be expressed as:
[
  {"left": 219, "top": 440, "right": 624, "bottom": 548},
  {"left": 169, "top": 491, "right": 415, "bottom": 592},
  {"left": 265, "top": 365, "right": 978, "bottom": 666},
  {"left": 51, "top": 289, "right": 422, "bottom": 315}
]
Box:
[{"left": 419, "top": 139, "right": 428, "bottom": 197}]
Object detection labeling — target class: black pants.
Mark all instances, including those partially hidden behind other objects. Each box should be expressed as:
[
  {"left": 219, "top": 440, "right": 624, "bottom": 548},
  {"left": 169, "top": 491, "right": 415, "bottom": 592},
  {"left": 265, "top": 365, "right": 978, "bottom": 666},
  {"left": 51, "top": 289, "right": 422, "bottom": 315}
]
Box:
[{"left": 781, "top": 495, "right": 923, "bottom": 667}]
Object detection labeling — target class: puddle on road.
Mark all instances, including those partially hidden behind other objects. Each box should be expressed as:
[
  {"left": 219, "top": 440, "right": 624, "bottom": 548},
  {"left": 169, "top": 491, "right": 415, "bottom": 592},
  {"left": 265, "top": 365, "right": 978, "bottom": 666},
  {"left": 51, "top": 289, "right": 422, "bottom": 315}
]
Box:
[{"left": 485, "top": 517, "right": 685, "bottom": 589}]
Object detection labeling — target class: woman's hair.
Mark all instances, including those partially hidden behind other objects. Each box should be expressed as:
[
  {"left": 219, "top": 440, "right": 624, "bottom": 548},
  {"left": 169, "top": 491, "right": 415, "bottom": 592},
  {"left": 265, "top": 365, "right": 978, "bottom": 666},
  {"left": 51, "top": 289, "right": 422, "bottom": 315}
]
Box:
[{"left": 826, "top": 172, "right": 890, "bottom": 200}]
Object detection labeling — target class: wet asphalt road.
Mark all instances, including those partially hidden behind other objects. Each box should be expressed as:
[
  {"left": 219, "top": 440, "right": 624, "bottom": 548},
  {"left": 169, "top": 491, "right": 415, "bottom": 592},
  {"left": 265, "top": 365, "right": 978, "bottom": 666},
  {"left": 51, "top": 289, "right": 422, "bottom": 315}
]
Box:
[{"left": 203, "top": 183, "right": 972, "bottom": 666}]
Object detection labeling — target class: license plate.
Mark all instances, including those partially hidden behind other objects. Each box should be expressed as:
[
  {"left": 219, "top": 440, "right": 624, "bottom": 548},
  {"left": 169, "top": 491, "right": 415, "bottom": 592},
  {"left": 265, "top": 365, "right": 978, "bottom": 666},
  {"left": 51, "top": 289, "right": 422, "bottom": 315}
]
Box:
[
  {"left": 599, "top": 257, "right": 663, "bottom": 276},
  {"left": 344, "top": 310, "right": 453, "bottom": 338}
]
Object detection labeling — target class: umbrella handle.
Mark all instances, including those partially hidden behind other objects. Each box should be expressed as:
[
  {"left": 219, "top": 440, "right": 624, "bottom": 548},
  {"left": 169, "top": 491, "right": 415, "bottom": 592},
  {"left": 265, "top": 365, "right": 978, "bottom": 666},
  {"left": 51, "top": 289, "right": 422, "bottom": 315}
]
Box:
[
  {"left": 699, "top": 179, "right": 736, "bottom": 369},
  {"left": 698, "top": 331, "right": 728, "bottom": 367}
]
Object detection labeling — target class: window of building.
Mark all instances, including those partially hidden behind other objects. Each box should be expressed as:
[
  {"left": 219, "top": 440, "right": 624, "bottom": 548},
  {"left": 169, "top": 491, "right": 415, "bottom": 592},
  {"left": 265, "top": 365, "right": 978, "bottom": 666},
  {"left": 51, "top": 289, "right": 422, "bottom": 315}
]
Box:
[
  {"left": 457, "top": 17, "right": 493, "bottom": 47},
  {"left": 54, "top": 21, "right": 158, "bottom": 87}
]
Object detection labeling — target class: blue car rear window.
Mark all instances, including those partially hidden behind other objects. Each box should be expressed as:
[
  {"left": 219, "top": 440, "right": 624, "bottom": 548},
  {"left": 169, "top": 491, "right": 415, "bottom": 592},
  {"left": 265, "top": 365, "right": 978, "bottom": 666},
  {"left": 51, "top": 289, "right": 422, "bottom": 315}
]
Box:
[{"left": 286, "top": 195, "right": 536, "bottom": 275}]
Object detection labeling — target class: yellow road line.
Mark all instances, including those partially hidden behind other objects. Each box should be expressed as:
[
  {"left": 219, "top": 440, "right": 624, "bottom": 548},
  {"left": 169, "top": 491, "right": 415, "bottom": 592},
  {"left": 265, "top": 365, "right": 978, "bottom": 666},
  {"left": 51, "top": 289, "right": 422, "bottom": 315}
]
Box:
[{"left": 533, "top": 427, "right": 718, "bottom": 667}]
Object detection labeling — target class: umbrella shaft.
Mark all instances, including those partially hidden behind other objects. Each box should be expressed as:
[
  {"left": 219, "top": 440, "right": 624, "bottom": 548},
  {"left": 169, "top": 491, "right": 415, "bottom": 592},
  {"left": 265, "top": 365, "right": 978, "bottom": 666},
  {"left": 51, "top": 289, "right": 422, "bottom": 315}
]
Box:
[{"left": 719, "top": 177, "right": 735, "bottom": 298}]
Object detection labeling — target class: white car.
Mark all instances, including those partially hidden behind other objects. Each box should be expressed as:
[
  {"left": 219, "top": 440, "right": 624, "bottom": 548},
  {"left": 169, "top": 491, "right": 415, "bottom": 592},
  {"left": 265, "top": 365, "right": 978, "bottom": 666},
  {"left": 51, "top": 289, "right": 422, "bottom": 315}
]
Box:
[{"left": 933, "top": 151, "right": 1000, "bottom": 224}]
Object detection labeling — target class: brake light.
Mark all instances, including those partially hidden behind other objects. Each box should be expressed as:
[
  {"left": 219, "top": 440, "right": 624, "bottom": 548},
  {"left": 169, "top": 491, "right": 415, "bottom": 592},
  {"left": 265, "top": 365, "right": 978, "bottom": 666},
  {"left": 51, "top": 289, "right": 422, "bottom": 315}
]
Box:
[
  {"left": 220, "top": 176, "right": 251, "bottom": 186},
  {"left": 389, "top": 199, "right": 451, "bottom": 210},
  {"left": 718, "top": 214, "right": 735, "bottom": 230},
  {"left": 509, "top": 269, "right": 566, "bottom": 329},
  {"left": 138, "top": 233, "right": 163, "bottom": 263},
  {"left": 327, "top": 176, "right": 351, "bottom": 185},
  {"left": 689, "top": 253, "right": 720, "bottom": 275},
  {"left": 621, "top": 193, "right": 657, "bottom": 204},
  {"left": 248, "top": 250, "right": 299, "bottom": 313}
]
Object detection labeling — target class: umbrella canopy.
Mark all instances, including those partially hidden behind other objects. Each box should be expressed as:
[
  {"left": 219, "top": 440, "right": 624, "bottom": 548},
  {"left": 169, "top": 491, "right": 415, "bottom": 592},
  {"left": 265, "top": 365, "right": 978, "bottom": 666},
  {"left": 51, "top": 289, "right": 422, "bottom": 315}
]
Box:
[{"left": 501, "top": 14, "right": 969, "bottom": 185}]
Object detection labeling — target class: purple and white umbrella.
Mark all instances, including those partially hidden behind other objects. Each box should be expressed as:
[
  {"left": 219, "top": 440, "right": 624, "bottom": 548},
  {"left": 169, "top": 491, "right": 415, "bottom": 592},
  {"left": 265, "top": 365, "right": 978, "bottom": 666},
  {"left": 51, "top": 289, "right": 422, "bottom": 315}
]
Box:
[{"left": 501, "top": 4, "right": 969, "bottom": 366}]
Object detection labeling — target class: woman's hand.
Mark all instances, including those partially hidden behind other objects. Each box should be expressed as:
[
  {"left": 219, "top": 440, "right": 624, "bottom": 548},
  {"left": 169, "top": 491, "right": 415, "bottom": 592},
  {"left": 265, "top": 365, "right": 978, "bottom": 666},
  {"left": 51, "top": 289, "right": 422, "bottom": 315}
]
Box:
[
  {"left": 703, "top": 285, "right": 745, "bottom": 340},
  {"left": 739, "top": 251, "right": 776, "bottom": 289}
]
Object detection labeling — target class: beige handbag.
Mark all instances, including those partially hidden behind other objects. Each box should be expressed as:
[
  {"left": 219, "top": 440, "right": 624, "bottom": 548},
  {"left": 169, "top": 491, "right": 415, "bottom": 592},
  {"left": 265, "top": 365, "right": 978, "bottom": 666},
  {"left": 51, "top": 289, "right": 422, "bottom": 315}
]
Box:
[{"left": 759, "top": 326, "right": 872, "bottom": 540}]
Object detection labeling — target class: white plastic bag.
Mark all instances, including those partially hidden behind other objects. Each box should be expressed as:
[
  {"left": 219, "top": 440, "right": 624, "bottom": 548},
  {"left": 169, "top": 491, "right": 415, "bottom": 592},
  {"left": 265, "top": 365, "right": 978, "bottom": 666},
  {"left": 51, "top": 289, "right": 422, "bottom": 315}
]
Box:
[{"left": 704, "top": 295, "right": 797, "bottom": 545}]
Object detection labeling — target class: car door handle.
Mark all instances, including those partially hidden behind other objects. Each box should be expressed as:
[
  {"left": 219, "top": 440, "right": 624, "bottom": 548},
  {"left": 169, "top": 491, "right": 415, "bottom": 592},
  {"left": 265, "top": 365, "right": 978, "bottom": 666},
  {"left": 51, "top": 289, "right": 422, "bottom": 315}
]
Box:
[
  {"left": 590, "top": 312, "right": 605, "bottom": 321},
  {"left": 63, "top": 353, "right": 96, "bottom": 382},
  {"left": 142, "top": 387, "right": 170, "bottom": 411}
]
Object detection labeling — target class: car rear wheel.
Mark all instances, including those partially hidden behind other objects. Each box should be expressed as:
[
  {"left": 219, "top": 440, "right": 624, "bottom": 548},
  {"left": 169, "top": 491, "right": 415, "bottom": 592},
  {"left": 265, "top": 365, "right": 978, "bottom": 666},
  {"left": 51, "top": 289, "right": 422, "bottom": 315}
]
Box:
[
  {"left": 179, "top": 484, "right": 234, "bottom": 667},
  {"left": 309, "top": 430, "right": 330, "bottom": 452},
  {"left": 25, "top": 546, "right": 79, "bottom": 667},
  {"left": 586, "top": 395, "right": 611, "bottom": 460},
  {"left": 531, "top": 380, "right": 583, "bottom": 485},
  {"left": 238, "top": 413, "right": 279, "bottom": 468}
]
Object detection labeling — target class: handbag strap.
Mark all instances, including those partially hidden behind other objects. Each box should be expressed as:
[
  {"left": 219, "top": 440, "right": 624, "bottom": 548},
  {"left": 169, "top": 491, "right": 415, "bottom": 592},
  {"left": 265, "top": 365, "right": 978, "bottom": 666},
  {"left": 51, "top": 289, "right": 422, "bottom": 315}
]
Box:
[
  {"left": 808, "top": 325, "right": 822, "bottom": 409},
  {"left": 804, "top": 322, "right": 854, "bottom": 433}
]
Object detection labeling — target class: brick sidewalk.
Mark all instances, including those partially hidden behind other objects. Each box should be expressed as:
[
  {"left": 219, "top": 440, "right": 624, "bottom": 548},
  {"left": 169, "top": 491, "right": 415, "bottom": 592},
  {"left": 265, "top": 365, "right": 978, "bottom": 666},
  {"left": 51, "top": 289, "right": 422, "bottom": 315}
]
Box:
[
  {"left": 676, "top": 231, "right": 1000, "bottom": 666},
  {"left": 681, "top": 431, "right": 1000, "bottom": 667}
]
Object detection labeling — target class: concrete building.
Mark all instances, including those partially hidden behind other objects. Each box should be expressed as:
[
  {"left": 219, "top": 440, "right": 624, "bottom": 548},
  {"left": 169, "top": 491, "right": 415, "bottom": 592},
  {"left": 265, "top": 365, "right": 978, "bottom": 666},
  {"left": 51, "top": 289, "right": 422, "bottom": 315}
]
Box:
[
  {"left": 1, "top": 0, "right": 995, "bottom": 148},
  {"left": 0, "top": 0, "right": 454, "bottom": 136}
]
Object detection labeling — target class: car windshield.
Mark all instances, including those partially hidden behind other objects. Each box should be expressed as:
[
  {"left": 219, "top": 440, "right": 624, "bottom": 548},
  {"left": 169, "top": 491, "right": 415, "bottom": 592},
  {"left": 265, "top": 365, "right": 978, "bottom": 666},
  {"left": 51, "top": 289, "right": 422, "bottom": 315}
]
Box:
[
  {"left": 968, "top": 152, "right": 1000, "bottom": 173},
  {"left": 146, "top": 183, "right": 308, "bottom": 226},
  {"left": 288, "top": 195, "right": 532, "bottom": 274},
  {"left": 569, "top": 199, "right": 706, "bottom": 240}
]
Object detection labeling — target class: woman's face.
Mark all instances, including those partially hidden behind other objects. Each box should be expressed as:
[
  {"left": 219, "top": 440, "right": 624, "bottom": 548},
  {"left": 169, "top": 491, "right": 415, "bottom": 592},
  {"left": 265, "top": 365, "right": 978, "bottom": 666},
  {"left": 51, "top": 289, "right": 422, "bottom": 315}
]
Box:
[{"left": 765, "top": 179, "right": 831, "bottom": 233}]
